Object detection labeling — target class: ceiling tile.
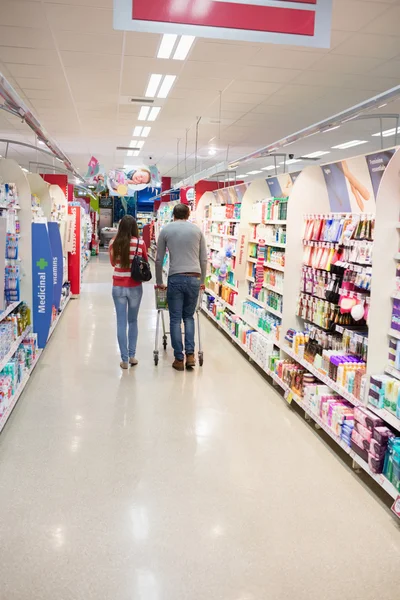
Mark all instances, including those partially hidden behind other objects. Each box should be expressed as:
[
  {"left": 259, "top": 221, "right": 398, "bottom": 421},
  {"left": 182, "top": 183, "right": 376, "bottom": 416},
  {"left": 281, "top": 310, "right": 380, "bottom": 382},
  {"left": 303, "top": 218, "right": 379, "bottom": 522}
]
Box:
[
  {"left": 226, "top": 81, "right": 283, "bottom": 96},
  {"left": 0, "top": 47, "right": 59, "bottom": 66},
  {"left": 0, "top": 26, "right": 54, "bottom": 49},
  {"left": 368, "top": 60, "right": 400, "bottom": 78},
  {"left": 188, "top": 40, "right": 260, "bottom": 64},
  {"left": 332, "top": 0, "right": 391, "bottom": 32},
  {"left": 309, "top": 54, "right": 384, "bottom": 75},
  {"left": 0, "top": 1, "right": 46, "bottom": 28},
  {"left": 249, "top": 48, "right": 321, "bottom": 70},
  {"left": 363, "top": 6, "right": 400, "bottom": 35},
  {"left": 236, "top": 66, "right": 302, "bottom": 84},
  {"left": 124, "top": 32, "right": 160, "bottom": 58},
  {"left": 60, "top": 50, "right": 121, "bottom": 71},
  {"left": 332, "top": 33, "right": 400, "bottom": 59},
  {"left": 45, "top": 4, "right": 113, "bottom": 35},
  {"left": 56, "top": 30, "right": 123, "bottom": 54}
]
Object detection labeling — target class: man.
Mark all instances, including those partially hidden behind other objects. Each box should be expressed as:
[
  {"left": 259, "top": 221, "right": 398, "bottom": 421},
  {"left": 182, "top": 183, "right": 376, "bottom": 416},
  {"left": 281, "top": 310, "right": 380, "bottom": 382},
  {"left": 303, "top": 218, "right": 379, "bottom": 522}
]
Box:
[{"left": 156, "top": 203, "right": 207, "bottom": 371}]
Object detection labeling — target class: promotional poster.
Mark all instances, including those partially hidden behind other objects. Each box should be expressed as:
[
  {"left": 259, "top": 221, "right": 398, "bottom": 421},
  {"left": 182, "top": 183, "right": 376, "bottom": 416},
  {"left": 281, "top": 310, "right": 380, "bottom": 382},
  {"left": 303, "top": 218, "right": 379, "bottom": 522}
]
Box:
[{"left": 107, "top": 165, "right": 161, "bottom": 196}]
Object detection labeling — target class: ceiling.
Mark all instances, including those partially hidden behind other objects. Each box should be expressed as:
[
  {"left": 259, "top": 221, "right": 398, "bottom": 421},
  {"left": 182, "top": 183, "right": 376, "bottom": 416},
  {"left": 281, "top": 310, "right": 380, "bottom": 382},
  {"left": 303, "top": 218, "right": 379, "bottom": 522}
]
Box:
[{"left": 1, "top": 0, "right": 400, "bottom": 181}]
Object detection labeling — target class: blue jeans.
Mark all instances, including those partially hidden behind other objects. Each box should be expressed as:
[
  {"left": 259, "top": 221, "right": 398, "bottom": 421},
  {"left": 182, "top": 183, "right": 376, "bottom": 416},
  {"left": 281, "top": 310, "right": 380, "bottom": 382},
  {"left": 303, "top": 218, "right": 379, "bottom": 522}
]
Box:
[
  {"left": 167, "top": 274, "right": 201, "bottom": 361},
  {"left": 112, "top": 286, "right": 143, "bottom": 362}
]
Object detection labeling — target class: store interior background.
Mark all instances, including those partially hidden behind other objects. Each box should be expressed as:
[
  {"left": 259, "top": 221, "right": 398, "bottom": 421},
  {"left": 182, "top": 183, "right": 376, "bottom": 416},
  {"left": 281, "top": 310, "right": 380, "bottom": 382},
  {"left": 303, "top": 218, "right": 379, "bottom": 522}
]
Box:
[{"left": 1, "top": 0, "right": 400, "bottom": 530}]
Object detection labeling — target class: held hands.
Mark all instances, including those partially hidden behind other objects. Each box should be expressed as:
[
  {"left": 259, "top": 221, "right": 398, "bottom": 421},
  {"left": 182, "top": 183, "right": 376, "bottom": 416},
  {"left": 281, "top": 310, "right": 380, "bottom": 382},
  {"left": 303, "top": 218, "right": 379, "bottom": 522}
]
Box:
[{"left": 156, "top": 284, "right": 167, "bottom": 290}]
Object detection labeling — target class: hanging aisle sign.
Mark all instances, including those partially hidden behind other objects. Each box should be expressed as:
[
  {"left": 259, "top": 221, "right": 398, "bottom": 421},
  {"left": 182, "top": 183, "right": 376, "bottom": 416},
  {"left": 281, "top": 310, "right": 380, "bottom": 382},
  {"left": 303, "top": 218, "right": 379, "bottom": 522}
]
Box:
[
  {"left": 47, "top": 222, "right": 63, "bottom": 311},
  {"left": 31, "top": 222, "right": 53, "bottom": 348},
  {"left": 114, "top": 0, "right": 332, "bottom": 48}
]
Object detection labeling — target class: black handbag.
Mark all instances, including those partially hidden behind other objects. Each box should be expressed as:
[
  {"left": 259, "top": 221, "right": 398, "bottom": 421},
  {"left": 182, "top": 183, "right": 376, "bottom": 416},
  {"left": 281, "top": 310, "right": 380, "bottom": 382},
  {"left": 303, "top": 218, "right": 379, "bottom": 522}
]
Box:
[{"left": 131, "top": 238, "right": 152, "bottom": 282}]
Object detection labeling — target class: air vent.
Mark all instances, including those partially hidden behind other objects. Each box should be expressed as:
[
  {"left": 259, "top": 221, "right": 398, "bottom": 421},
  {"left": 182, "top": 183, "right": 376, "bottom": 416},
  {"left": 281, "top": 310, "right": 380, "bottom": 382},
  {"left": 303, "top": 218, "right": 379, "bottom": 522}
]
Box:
[
  {"left": 130, "top": 97, "right": 154, "bottom": 105},
  {"left": 116, "top": 146, "right": 141, "bottom": 151}
]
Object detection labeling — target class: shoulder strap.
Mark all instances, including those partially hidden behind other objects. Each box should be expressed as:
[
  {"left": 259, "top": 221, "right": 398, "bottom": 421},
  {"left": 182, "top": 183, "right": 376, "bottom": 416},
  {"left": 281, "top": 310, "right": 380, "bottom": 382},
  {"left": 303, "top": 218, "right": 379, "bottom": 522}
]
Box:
[{"left": 134, "top": 237, "right": 140, "bottom": 257}]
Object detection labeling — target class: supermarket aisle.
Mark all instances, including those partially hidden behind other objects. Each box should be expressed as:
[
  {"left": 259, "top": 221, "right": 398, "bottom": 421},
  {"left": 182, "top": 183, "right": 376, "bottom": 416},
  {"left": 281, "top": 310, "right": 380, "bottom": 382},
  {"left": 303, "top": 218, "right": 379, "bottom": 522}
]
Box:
[{"left": 0, "top": 255, "right": 399, "bottom": 600}]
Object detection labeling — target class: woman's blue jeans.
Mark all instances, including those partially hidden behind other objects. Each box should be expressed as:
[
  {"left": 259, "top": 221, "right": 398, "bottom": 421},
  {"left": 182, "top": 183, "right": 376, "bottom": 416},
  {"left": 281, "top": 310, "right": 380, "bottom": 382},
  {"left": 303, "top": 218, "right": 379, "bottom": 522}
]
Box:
[
  {"left": 167, "top": 274, "right": 201, "bottom": 361},
  {"left": 112, "top": 285, "right": 143, "bottom": 362}
]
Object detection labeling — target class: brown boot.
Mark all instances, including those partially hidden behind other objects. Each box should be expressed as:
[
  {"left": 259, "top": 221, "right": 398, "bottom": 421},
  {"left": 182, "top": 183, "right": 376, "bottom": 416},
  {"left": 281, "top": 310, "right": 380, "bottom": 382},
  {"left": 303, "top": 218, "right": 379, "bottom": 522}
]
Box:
[
  {"left": 186, "top": 354, "right": 196, "bottom": 369},
  {"left": 172, "top": 359, "right": 184, "bottom": 371}
]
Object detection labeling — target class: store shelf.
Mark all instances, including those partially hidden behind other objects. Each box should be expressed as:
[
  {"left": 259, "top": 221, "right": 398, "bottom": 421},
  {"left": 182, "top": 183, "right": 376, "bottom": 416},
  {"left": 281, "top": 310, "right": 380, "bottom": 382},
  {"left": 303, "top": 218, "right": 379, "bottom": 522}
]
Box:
[
  {"left": 205, "top": 288, "right": 235, "bottom": 311},
  {"left": 247, "top": 256, "right": 285, "bottom": 271},
  {"left": 265, "top": 261, "right": 285, "bottom": 272},
  {"left": 0, "top": 349, "right": 42, "bottom": 435},
  {"left": 208, "top": 218, "right": 240, "bottom": 223},
  {"left": 282, "top": 343, "right": 400, "bottom": 433},
  {"left": 0, "top": 325, "right": 32, "bottom": 373},
  {"left": 0, "top": 204, "right": 20, "bottom": 210},
  {"left": 0, "top": 300, "right": 22, "bottom": 324},
  {"left": 204, "top": 308, "right": 398, "bottom": 500},
  {"left": 246, "top": 295, "right": 264, "bottom": 309},
  {"left": 249, "top": 240, "right": 286, "bottom": 248},
  {"left": 246, "top": 277, "right": 283, "bottom": 295},
  {"left": 48, "top": 296, "right": 71, "bottom": 341},
  {"left": 388, "top": 329, "right": 400, "bottom": 340},
  {"left": 245, "top": 295, "right": 283, "bottom": 318},
  {"left": 249, "top": 219, "right": 287, "bottom": 225},
  {"left": 209, "top": 233, "right": 238, "bottom": 240},
  {"left": 394, "top": 253, "right": 400, "bottom": 260}
]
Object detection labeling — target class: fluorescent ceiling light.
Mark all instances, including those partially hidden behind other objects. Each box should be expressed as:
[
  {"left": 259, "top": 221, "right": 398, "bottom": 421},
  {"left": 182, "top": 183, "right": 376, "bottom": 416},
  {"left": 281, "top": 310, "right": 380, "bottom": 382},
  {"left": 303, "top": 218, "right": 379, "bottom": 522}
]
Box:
[
  {"left": 158, "top": 33, "right": 178, "bottom": 59},
  {"left": 133, "top": 126, "right": 143, "bottom": 137},
  {"left": 38, "top": 140, "right": 45, "bottom": 145},
  {"left": 261, "top": 165, "right": 278, "bottom": 171},
  {"left": 247, "top": 170, "right": 262, "bottom": 175},
  {"left": 129, "top": 140, "right": 139, "bottom": 148},
  {"left": 173, "top": 35, "right": 195, "bottom": 60},
  {"left": 208, "top": 148, "right": 217, "bottom": 156},
  {"left": 148, "top": 107, "right": 161, "bottom": 121},
  {"left": 138, "top": 106, "right": 150, "bottom": 121},
  {"left": 142, "top": 126, "right": 151, "bottom": 137},
  {"left": 280, "top": 159, "right": 301, "bottom": 165},
  {"left": 378, "top": 103, "right": 387, "bottom": 108},
  {"left": 127, "top": 150, "right": 133, "bottom": 157},
  {"left": 332, "top": 140, "right": 368, "bottom": 150},
  {"left": 145, "top": 74, "right": 162, "bottom": 98},
  {"left": 157, "top": 75, "right": 176, "bottom": 98},
  {"left": 323, "top": 125, "right": 340, "bottom": 133},
  {"left": 372, "top": 127, "right": 400, "bottom": 138},
  {"left": 136, "top": 141, "right": 145, "bottom": 149},
  {"left": 303, "top": 151, "right": 330, "bottom": 158}
]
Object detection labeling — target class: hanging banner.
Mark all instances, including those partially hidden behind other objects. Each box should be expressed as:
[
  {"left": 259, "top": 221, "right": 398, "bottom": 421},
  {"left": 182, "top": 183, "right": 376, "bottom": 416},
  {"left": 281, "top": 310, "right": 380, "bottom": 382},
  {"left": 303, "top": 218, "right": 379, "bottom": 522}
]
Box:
[
  {"left": 68, "top": 205, "right": 82, "bottom": 296},
  {"left": 114, "top": 0, "right": 332, "bottom": 48},
  {"left": 31, "top": 222, "right": 53, "bottom": 348},
  {"left": 40, "top": 174, "right": 67, "bottom": 203},
  {"left": 47, "top": 222, "right": 63, "bottom": 311},
  {"left": 107, "top": 165, "right": 161, "bottom": 196},
  {"left": 365, "top": 149, "right": 396, "bottom": 199}
]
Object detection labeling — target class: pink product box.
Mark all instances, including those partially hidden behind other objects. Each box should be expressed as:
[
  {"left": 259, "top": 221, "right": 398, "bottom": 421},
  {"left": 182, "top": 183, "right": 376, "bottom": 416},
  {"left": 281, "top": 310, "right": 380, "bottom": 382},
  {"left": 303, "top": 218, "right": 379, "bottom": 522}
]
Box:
[
  {"left": 373, "top": 426, "right": 395, "bottom": 445},
  {"left": 369, "top": 438, "right": 388, "bottom": 460},
  {"left": 351, "top": 428, "right": 370, "bottom": 452},
  {"left": 353, "top": 406, "right": 384, "bottom": 432},
  {"left": 354, "top": 421, "right": 373, "bottom": 443},
  {"left": 368, "top": 452, "right": 385, "bottom": 474}
]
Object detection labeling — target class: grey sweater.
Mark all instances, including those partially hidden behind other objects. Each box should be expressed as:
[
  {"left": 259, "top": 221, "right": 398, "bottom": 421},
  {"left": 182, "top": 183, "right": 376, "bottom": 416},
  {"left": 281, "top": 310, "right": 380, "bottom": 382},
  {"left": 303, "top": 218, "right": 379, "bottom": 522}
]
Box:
[{"left": 155, "top": 220, "right": 208, "bottom": 285}]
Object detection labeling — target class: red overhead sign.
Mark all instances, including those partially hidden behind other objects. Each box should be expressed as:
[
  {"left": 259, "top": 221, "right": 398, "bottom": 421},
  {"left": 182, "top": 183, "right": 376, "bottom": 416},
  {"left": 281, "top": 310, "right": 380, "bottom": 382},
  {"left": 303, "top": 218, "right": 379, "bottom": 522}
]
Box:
[{"left": 114, "top": 1, "right": 332, "bottom": 48}]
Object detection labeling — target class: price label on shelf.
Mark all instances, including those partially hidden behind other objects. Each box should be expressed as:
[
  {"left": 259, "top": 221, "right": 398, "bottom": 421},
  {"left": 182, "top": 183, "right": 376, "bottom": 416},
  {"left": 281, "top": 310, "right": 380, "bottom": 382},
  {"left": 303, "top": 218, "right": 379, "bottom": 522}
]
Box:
[
  {"left": 391, "top": 495, "right": 400, "bottom": 519},
  {"left": 285, "top": 391, "right": 294, "bottom": 405}
]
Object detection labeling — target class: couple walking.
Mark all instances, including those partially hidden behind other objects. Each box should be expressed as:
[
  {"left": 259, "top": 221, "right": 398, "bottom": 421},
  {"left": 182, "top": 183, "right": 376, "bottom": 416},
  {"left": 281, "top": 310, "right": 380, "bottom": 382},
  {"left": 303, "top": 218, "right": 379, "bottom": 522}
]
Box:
[{"left": 110, "top": 203, "right": 207, "bottom": 370}]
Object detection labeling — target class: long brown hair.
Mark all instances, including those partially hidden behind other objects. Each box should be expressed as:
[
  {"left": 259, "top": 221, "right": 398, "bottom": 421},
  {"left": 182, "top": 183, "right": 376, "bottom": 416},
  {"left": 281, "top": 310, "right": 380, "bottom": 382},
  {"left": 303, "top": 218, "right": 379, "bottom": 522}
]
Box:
[{"left": 112, "top": 215, "right": 139, "bottom": 269}]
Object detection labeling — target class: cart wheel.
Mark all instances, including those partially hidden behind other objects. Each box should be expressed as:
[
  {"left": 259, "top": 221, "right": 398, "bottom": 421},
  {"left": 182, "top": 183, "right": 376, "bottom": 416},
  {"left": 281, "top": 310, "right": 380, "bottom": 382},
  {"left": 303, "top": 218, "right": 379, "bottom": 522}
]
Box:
[
  {"left": 199, "top": 352, "right": 204, "bottom": 367},
  {"left": 163, "top": 335, "right": 168, "bottom": 350},
  {"left": 154, "top": 352, "right": 159, "bottom": 366}
]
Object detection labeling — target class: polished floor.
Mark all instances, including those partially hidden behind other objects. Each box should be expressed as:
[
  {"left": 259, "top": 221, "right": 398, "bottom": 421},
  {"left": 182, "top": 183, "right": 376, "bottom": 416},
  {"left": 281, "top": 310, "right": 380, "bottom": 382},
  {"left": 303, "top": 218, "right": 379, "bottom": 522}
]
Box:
[{"left": 0, "top": 254, "right": 399, "bottom": 600}]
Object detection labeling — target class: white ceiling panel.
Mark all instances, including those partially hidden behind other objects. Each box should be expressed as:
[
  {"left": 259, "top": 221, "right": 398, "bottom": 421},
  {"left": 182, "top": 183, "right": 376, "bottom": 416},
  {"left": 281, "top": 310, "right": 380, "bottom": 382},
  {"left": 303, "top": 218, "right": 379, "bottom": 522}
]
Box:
[
  {"left": 249, "top": 48, "right": 322, "bottom": 70},
  {"left": 309, "top": 54, "right": 384, "bottom": 74},
  {"left": 56, "top": 31, "right": 123, "bottom": 54},
  {"left": 237, "top": 66, "right": 302, "bottom": 84},
  {"left": 368, "top": 60, "right": 400, "bottom": 78},
  {"left": 189, "top": 40, "right": 260, "bottom": 64},
  {"left": 0, "top": 47, "right": 59, "bottom": 66},
  {"left": 363, "top": 6, "right": 400, "bottom": 35},
  {"left": 0, "top": 1, "right": 46, "bottom": 29},
  {"left": 124, "top": 32, "right": 161, "bottom": 58},
  {"left": 0, "top": 26, "right": 53, "bottom": 50},
  {"left": 45, "top": 4, "right": 114, "bottom": 35},
  {"left": 60, "top": 51, "right": 121, "bottom": 71},
  {"left": 332, "top": 33, "right": 400, "bottom": 59},
  {"left": 227, "top": 81, "right": 283, "bottom": 96},
  {"left": 332, "top": 0, "right": 392, "bottom": 32}
]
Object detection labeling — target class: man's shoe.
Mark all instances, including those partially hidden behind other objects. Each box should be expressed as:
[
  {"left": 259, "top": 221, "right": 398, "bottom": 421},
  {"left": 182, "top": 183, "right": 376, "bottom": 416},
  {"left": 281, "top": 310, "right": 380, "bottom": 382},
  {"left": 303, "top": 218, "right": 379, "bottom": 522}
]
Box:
[
  {"left": 120, "top": 361, "right": 129, "bottom": 370},
  {"left": 186, "top": 354, "right": 196, "bottom": 369},
  {"left": 129, "top": 357, "right": 138, "bottom": 366},
  {"left": 172, "top": 359, "right": 185, "bottom": 371}
]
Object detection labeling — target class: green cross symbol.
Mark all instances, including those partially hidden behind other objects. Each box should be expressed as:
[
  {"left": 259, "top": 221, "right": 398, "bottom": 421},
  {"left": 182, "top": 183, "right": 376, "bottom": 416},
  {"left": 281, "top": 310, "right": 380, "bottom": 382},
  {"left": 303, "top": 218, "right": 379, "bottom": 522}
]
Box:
[{"left": 36, "top": 258, "right": 48, "bottom": 269}]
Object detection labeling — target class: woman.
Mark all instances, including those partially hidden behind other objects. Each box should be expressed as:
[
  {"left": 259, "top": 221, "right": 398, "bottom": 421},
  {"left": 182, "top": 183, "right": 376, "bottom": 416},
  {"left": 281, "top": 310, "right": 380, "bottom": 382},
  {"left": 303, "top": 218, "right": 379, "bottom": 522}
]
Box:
[{"left": 109, "top": 215, "right": 148, "bottom": 369}]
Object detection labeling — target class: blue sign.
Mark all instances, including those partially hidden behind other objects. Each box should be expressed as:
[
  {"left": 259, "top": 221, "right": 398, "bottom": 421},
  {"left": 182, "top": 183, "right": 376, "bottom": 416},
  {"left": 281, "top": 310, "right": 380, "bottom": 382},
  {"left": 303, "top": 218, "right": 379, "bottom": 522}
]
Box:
[
  {"left": 266, "top": 177, "right": 283, "bottom": 197},
  {"left": 32, "top": 223, "right": 53, "bottom": 348},
  {"left": 47, "top": 222, "right": 63, "bottom": 311}
]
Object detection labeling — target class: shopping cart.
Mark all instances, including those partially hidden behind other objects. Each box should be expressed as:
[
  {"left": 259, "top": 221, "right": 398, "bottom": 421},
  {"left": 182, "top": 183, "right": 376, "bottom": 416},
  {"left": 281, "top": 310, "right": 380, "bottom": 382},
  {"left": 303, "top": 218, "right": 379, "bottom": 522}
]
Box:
[{"left": 153, "top": 286, "right": 204, "bottom": 367}]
